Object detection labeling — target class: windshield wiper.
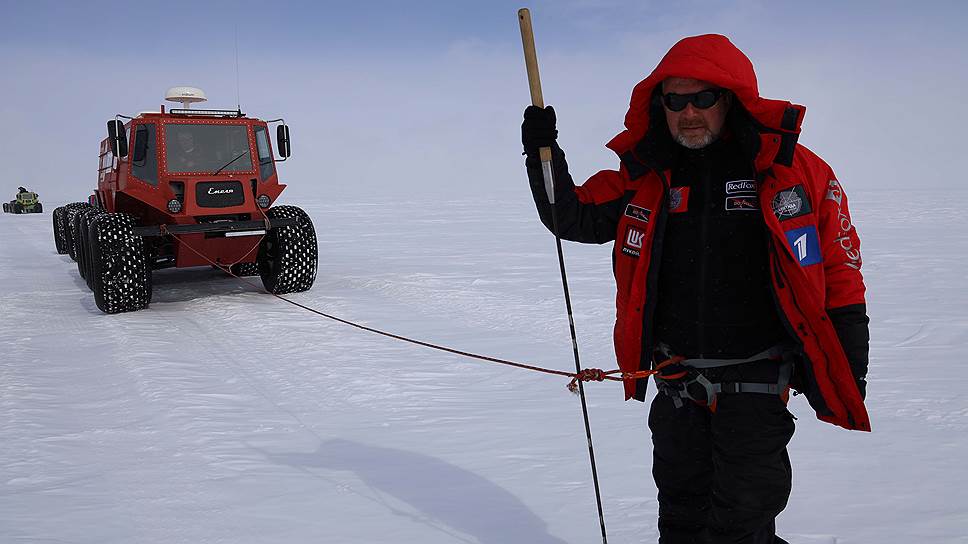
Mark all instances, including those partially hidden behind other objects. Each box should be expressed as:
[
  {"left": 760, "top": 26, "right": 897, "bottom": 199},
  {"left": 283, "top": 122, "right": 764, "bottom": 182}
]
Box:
[{"left": 212, "top": 150, "right": 249, "bottom": 175}]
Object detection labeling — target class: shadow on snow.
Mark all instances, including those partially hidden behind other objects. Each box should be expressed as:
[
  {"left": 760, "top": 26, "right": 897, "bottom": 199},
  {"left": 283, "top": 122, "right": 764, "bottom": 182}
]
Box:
[{"left": 268, "top": 438, "right": 569, "bottom": 544}]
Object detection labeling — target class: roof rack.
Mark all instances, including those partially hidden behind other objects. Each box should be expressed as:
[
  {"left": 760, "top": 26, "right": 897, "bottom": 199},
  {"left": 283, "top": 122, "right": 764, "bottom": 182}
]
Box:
[{"left": 169, "top": 108, "right": 245, "bottom": 118}]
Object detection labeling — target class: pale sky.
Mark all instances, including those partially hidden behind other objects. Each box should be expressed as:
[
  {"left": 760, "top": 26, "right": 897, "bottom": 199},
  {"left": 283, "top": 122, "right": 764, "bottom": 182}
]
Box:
[{"left": 1, "top": 0, "right": 965, "bottom": 201}]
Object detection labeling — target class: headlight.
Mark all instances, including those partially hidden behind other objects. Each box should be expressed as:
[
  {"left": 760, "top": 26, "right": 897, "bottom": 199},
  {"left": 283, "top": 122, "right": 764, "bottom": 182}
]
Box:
[
  {"left": 167, "top": 199, "right": 182, "bottom": 213},
  {"left": 256, "top": 194, "right": 271, "bottom": 208}
]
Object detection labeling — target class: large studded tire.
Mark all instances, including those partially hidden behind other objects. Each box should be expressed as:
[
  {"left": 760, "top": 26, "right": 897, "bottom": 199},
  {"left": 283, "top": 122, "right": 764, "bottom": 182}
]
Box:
[
  {"left": 34, "top": 203, "right": 43, "bottom": 214},
  {"left": 2, "top": 203, "right": 8, "bottom": 213},
  {"left": 89, "top": 213, "right": 152, "bottom": 314},
  {"left": 64, "top": 202, "right": 92, "bottom": 261},
  {"left": 73, "top": 208, "right": 97, "bottom": 282},
  {"left": 83, "top": 209, "right": 109, "bottom": 290},
  {"left": 79, "top": 209, "right": 107, "bottom": 289},
  {"left": 230, "top": 262, "right": 260, "bottom": 277},
  {"left": 52, "top": 206, "right": 70, "bottom": 253},
  {"left": 257, "top": 206, "right": 317, "bottom": 294}
]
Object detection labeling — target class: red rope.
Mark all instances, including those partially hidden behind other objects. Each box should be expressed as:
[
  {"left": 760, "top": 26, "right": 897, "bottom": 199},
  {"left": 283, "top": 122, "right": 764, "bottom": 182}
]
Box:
[
  {"left": 166, "top": 225, "right": 678, "bottom": 392},
  {"left": 566, "top": 356, "right": 684, "bottom": 393}
]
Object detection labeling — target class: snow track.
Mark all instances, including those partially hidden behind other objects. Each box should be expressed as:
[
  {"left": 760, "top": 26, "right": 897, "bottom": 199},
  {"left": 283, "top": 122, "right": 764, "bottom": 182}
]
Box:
[{"left": 1, "top": 191, "right": 966, "bottom": 543}]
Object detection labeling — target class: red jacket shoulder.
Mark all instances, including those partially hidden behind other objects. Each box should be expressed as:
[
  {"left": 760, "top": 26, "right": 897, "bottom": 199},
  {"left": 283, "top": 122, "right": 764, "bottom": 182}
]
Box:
[
  {"left": 576, "top": 166, "right": 635, "bottom": 205},
  {"left": 791, "top": 144, "right": 836, "bottom": 185}
]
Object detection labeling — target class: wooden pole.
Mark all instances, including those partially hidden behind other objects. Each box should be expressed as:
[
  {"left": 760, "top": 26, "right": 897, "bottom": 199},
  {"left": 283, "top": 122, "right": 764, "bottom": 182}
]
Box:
[
  {"left": 518, "top": 8, "right": 553, "bottom": 164},
  {"left": 518, "top": 8, "right": 608, "bottom": 543}
]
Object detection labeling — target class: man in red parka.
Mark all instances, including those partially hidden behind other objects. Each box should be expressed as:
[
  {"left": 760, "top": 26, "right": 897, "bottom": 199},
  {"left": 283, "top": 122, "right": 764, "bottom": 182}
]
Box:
[{"left": 522, "top": 34, "right": 870, "bottom": 543}]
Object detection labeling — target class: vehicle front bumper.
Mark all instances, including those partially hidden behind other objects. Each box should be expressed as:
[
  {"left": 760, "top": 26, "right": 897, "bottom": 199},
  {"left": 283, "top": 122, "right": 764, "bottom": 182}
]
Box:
[{"left": 132, "top": 217, "right": 297, "bottom": 237}]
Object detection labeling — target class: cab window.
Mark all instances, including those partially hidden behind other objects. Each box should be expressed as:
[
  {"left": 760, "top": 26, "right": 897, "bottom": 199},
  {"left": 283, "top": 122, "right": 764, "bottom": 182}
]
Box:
[
  {"left": 254, "top": 125, "right": 276, "bottom": 181},
  {"left": 131, "top": 124, "right": 159, "bottom": 186},
  {"left": 165, "top": 124, "right": 253, "bottom": 174}
]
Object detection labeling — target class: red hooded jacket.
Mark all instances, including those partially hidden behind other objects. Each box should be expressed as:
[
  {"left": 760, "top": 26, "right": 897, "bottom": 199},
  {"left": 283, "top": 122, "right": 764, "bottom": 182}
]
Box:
[{"left": 526, "top": 34, "right": 870, "bottom": 431}]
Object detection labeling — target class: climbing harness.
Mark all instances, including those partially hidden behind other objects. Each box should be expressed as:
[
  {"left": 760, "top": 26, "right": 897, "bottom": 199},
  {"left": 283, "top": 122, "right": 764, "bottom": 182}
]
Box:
[{"left": 653, "top": 343, "right": 794, "bottom": 411}]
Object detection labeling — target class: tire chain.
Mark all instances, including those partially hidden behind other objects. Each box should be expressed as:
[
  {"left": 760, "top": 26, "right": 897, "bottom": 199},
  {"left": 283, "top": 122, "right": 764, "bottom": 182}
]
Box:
[
  {"left": 64, "top": 202, "right": 92, "bottom": 261},
  {"left": 259, "top": 205, "right": 318, "bottom": 294},
  {"left": 52, "top": 206, "right": 70, "bottom": 254},
  {"left": 90, "top": 213, "right": 151, "bottom": 314},
  {"left": 74, "top": 208, "right": 102, "bottom": 283},
  {"left": 81, "top": 208, "right": 108, "bottom": 289},
  {"left": 230, "top": 262, "right": 260, "bottom": 277}
]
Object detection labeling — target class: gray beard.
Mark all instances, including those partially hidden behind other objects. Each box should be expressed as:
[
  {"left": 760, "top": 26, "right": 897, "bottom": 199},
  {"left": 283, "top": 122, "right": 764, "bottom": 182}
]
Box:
[{"left": 675, "top": 131, "right": 716, "bottom": 150}]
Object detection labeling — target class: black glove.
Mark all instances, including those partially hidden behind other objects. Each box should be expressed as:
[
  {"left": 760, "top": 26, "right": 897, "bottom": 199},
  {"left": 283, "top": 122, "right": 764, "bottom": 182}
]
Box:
[
  {"left": 828, "top": 304, "right": 870, "bottom": 402},
  {"left": 521, "top": 105, "right": 558, "bottom": 155}
]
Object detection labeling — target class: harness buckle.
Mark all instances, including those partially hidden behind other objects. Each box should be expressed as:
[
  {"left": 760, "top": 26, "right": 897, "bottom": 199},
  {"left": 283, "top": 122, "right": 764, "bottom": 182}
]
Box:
[{"left": 656, "top": 369, "right": 719, "bottom": 410}]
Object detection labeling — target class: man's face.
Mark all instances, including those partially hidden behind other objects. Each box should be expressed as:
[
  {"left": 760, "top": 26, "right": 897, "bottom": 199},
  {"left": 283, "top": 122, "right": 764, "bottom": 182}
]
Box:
[
  {"left": 177, "top": 132, "right": 195, "bottom": 152},
  {"left": 662, "top": 78, "right": 731, "bottom": 150}
]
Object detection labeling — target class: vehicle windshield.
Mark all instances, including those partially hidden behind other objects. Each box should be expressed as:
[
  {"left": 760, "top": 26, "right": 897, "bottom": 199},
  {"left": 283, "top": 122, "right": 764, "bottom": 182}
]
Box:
[{"left": 164, "top": 123, "right": 254, "bottom": 174}]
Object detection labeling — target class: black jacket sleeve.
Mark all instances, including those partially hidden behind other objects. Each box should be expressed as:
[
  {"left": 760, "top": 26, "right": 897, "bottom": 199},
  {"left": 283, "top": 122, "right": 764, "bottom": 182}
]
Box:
[
  {"left": 525, "top": 144, "right": 625, "bottom": 244},
  {"left": 828, "top": 303, "right": 870, "bottom": 396}
]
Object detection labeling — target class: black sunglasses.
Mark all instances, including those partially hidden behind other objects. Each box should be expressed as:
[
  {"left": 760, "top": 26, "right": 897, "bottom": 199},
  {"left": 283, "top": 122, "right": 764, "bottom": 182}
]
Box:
[{"left": 662, "top": 89, "right": 726, "bottom": 112}]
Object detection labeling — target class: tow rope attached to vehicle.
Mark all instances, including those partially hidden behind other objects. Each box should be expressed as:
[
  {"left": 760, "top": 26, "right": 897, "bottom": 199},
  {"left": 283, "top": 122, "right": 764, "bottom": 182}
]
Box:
[{"left": 164, "top": 221, "right": 678, "bottom": 393}]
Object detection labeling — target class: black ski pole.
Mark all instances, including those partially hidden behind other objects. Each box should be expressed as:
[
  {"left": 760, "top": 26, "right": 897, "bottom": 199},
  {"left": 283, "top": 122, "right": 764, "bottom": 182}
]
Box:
[{"left": 518, "top": 8, "right": 608, "bottom": 544}]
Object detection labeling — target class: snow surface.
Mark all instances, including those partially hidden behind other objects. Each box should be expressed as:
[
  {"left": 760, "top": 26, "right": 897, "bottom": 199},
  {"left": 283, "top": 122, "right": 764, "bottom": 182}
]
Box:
[{"left": 1, "top": 189, "right": 966, "bottom": 543}]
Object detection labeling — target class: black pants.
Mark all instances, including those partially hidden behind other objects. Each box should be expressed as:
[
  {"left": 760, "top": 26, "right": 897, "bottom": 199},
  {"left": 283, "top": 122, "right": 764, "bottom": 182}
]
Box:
[{"left": 649, "top": 387, "right": 795, "bottom": 543}]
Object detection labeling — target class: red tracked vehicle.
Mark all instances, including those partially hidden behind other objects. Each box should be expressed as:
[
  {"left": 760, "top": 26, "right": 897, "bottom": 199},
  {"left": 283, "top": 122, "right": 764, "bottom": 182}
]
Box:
[{"left": 53, "top": 87, "right": 317, "bottom": 313}]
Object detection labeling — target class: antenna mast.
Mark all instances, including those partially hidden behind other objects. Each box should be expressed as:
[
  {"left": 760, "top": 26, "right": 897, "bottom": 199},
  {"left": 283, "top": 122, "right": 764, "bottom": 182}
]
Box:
[{"left": 234, "top": 22, "right": 241, "bottom": 110}]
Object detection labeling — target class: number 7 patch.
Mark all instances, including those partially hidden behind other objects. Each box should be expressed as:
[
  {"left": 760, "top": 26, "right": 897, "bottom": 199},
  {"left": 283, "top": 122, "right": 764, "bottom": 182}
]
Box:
[{"left": 784, "top": 226, "right": 821, "bottom": 266}]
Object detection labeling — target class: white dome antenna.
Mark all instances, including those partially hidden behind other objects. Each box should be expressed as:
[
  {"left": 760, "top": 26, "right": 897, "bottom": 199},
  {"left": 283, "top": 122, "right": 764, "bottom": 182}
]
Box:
[{"left": 165, "top": 86, "right": 208, "bottom": 109}]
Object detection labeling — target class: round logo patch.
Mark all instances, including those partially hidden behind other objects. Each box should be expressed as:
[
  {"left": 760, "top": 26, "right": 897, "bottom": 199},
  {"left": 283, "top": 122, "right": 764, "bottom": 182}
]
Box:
[
  {"left": 670, "top": 190, "right": 682, "bottom": 210},
  {"left": 668, "top": 186, "right": 690, "bottom": 213},
  {"left": 772, "top": 189, "right": 803, "bottom": 219}
]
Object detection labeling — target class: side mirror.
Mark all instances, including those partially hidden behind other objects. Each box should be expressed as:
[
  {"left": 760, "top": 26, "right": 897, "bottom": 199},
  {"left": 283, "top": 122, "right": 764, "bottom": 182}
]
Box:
[
  {"left": 107, "top": 119, "right": 128, "bottom": 158},
  {"left": 276, "top": 124, "right": 291, "bottom": 158}
]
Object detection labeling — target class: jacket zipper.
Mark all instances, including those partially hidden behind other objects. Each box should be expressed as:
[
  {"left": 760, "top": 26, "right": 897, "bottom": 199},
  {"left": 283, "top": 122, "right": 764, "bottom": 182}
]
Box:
[
  {"left": 641, "top": 171, "right": 670, "bottom": 375},
  {"left": 697, "top": 158, "right": 710, "bottom": 357}
]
